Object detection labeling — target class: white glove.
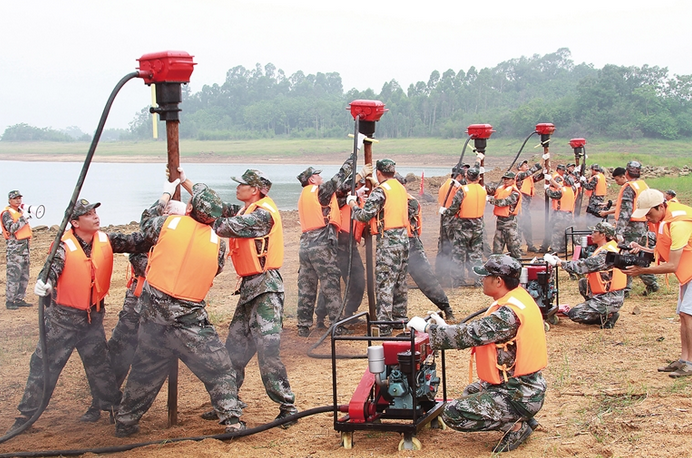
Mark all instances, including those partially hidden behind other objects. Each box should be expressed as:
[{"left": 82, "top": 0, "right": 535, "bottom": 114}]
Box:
[
  {"left": 486, "top": 196, "right": 492, "bottom": 203},
  {"left": 360, "top": 163, "right": 373, "bottom": 178},
  {"left": 542, "top": 153, "right": 550, "bottom": 160},
  {"left": 616, "top": 235, "right": 624, "bottom": 244},
  {"left": 356, "top": 187, "right": 367, "bottom": 198},
  {"left": 544, "top": 173, "right": 552, "bottom": 181},
  {"left": 544, "top": 184, "right": 550, "bottom": 190},
  {"left": 34, "top": 279, "right": 52, "bottom": 296},
  {"left": 543, "top": 253, "right": 560, "bottom": 266},
  {"left": 451, "top": 179, "right": 461, "bottom": 187},
  {"left": 356, "top": 132, "right": 367, "bottom": 151},
  {"left": 177, "top": 166, "right": 187, "bottom": 183},
  {"left": 479, "top": 167, "right": 485, "bottom": 174},
  {"left": 367, "top": 176, "right": 379, "bottom": 187},
  {"left": 346, "top": 195, "right": 358, "bottom": 206},
  {"left": 580, "top": 176, "right": 587, "bottom": 183},
  {"left": 438, "top": 207, "right": 447, "bottom": 215},
  {"left": 163, "top": 178, "right": 180, "bottom": 196},
  {"left": 574, "top": 183, "right": 581, "bottom": 189},
  {"left": 406, "top": 316, "right": 428, "bottom": 333},
  {"left": 427, "top": 311, "right": 447, "bottom": 326},
  {"left": 476, "top": 152, "right": 485, "bottom": 161}
]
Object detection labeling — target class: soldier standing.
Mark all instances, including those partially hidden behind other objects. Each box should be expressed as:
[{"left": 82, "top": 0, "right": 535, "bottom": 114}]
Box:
[
  {"left": 515, "top": 161, "right": 544, "bottom": 252},
  {"left": 348, "top": 159, "right": 409, "bottom": 336},
  {"left": 545, "top": 165, "right": 575, "bottom": 255},
  {"left": 2, "top": 190, "right": 33, "bottom": 310},
  {"left": 582, "top": 164, "right": 608, "bottom": 224},
  {"left": 407, "top": 255, "right": 547, "bottom": 453},
  {"left": 488, "top": 172, "right": 523, "bottom": 259}
]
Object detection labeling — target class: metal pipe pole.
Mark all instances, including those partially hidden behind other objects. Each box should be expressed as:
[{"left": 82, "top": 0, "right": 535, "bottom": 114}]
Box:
[{"left": 363, "top": 142, "right": 376, "bottom": 320}]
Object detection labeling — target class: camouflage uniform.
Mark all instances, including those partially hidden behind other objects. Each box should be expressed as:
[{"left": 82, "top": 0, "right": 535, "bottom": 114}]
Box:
[
  {"left": 515, "top": 163, "right": 543, "bottom": 250},
  {"left": 17, "top": 207, "right": 148, "bottom": 419},
  {"left": 545, "top": 181, "right": 573, "bottom": 254},
  {"left": 436, "top": 170, "right": 466, "bottom": 286},
  {"left": 488, "top": 185, "right": 522, "bottom": 259},
  {"left": 615, "top": 182, "right": 659, "bottom": 293},
  {"left": 351, "top": 161, "right": 409, "bottom": 335},
  {"left": 2, "top": 202, "right": 31, "bottom": 307},
  {"left": 296, "top": 161, "right": 354, "bottom": 330},
  {"left": 427, "top": 300, "right": 546, "bottom": 432},
  {"left": 117, "top": 187, "right": 243, "bottom": 430},
  {"left": 214, "top": 185, "right": 296, "bottom": 417}
]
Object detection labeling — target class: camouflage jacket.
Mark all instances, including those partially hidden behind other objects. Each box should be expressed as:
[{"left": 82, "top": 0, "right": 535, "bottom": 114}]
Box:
[
  {"left": 515, "top": 163, "right": 543, "bottom": 191},
  {"left": 615, "top": 184, "right": 636, "bottom": 236},
  {"left": 560, "top": 245, "right": 610, "bottom": 276}
]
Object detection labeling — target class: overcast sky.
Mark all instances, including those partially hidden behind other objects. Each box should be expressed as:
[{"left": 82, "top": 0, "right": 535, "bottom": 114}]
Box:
[{"left": 2, "top": 0, "right": 691, "bottom": 135}]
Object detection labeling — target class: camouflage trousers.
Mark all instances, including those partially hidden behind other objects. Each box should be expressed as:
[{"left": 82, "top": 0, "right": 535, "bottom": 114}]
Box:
[
  {"left": 225, "top": 291, "right": 296, "bottom": 411},
  {"left": 442, "top": 373, "right": 546, "bottom": 432},
  {"left": 518, "top": 195, "right": 535, "bottom": 248},
  {"left": 17, "top": 305, "right": 121, "bottom": 417},
  {"left": 376, "top": 231, "right": 409, "bottom": 330},
  {"left": 451, "top": 218, "right": 484, "bottom": 285},
  {"left": 108, "top": 282, "right": 142, "bottom": 387},
  {"left": 436, "top": 214, "right": 457, "bottom": 286},
  {"left": 624, "top": 222, "right": 658, "bottom": 292},
  {"left": 5, "top": 238, "right": 30, "bottom": 302},
  {"left": 297, "top": 240, "right": 342, "bottom": 328},
  {"left": 408, "top": 236, "right": 449, "bottom": 311},
  {"left": 117, "top": 311, "right": 242, "bottom": 426},
  {"left": 493, "top": 216, "right": 522, "bottom": 259},
  {"left": 316, "top": 232, "right": 365, "bottom": 318},
  {"left": 550, "top": 211, "right": 573, "bottom": 255},
  {"left": 566, "top": 278, "right": 625, "bottom": 325}
]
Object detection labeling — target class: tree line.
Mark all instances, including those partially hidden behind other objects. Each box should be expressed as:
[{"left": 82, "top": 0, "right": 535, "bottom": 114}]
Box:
[{"left": 4, "top": 48, "right": 691, "bottom": 142}]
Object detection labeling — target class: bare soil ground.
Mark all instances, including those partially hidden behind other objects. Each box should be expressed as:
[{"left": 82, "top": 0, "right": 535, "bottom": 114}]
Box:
[{"left": 1, "top": 170, "right": 690, "bottom": 458}]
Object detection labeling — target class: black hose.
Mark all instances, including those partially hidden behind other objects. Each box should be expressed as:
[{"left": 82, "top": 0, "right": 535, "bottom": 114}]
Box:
[
  {"left": 0, "top": 71, "right": 141, "bottom": 445},
  {"left": 0, "top": 405, "right": 337, "bottom": 458},
  {"left": 506, "top": 131, "right": 538, "bottom": 172}
]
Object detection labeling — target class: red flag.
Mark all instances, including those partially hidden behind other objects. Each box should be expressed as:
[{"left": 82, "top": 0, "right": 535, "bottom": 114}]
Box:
[{"left": 419, "top": 171, "right": 425, "bottom": 195}]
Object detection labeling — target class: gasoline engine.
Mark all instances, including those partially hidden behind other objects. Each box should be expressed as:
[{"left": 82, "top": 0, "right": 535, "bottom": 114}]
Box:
[
  {"left": 331, "top": 315, "right": 447, "bottom": 451},
  {"left": 520, "top": 261, "right": 559, "bottom": 327}
]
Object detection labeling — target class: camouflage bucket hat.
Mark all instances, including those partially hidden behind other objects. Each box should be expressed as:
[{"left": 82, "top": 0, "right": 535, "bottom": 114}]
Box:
[
  {"left": 376, "top": 158, "right": 396, "bottom": 173},
  {"left": 589, "top": 221, "right": 616, "bottom": 238},
  {"left": 473, "top": 254, "right": 522, "bottom": 278},
  {"left": 71, "top": 198, "right": 101, "bottom": 220},
  {"left": 296, "top": 167, "right": 321, "bottom": 186},
  {"left": 233, "top": 169, "right": 272, "bottom": 194},
  {"left": 501, "top": 171, "right": 516, "bottom": 179},
  {"left": 190, "top": 183, "right": 223, "bottom": 225},
  {"left": 466, "top": 167, "right": 480, "bottom": 180},
  {"left": 8, "top": 190, "right": 22, "bottom": 199}
]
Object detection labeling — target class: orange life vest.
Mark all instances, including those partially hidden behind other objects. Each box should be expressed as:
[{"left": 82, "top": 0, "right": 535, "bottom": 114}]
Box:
[
  {"left": 406, "top": 194, "right": 422, "bottom": 237},
  {"left": 298, "top": 185, "right": 339, "bottom": 232},
  {"left": 614, "top": 180, "right": 649, "bottom": 222},
  {"left": 338, "top": 201, "right": 366, "bottom": 243},
  {"left": 438, "top": 178, "right": 459, "bottom": 207},
  {"left": 592, "top": 173, "right": 607, "bottom": 197},
  {"left": 473, "top": 287, "right": 547, "bottom": 385},
  {"left": 519, "top": 176, "right": 535, "bottom": 197},
  {"left": 551, "top": 185, "right": 575, "bottom": 212},
  {"left": 493, "top": 185, "right": 522, "bottom": 217},
  {"left": 146, "top": 215, "right": 221, "bottom": 302},
  {"left": 1, "top": 207, "right": 32, "bottom": 240},
  {"left": 370, "top": 179, "right": 408, "bottom": 235},
  {"left": 55, "top": 230, "right": 113, "bottom": 311},
  {"left": 654, "top": 202, "right": 692, "bottom": 286},
  {"left": 228, "top": 197, "right": 284, "bottom": 277},
  {"left": 457, "top": 183, "right": 487, "bottom": 219},
  {"left": 587, "top": 240, "right": 627, "bottom": 294}
]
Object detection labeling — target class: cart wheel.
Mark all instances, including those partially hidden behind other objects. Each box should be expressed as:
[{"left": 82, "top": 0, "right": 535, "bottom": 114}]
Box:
[
  {"left": 544, "top": 321, "right": 550, "bottom": 332},
  {"left": 398, "top": 436, "right": 422, "bottom": 451},
  {"left": 430, "top": 416, "right": 447, "bottom": 430},
  {"left": 548, "top": 315, "right": 559, "bottom": 326},
  {"left": 341, "top": 431, "right": 354, "bottom": 449}
]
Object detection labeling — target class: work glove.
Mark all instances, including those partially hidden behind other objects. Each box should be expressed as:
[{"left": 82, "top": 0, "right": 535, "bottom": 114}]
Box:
[
  {"left": 574, "top": 183, "right": 581, "bottom": 189},
  {"left": 476, "top": 152, "right": 485, "bottom": 161},
  {"left": 544, "top": 173, "right": 552, "bottom": 181},
  {"left": 451, "top": 179, "right": 461, "bottom": 187},
  {"left": 438, "top": 206, "right": 447, "bottom": 215},
  {"left": 580, "top": 175, "right": 587, "bottom": 183},
  {"left": 406, "top": 316, "right": 428, "bottom": 333},
  {"left": 479, "top": 167, "right": 485, "bottom": 174},
  {"left": 163, "top": 178, "right": 181, "bottom": 197},
  {"left": 542, "top": 153, "right": 550, "bottom": 160},
  {"left": 360, "top": 163, "right": 373, "bottom": 178},
  {"left": 34, "top": 279, "right": 52, "bottom": 296},
  {"left": 543, "top": 253, "right": 560, "bottom": 266},
  {"left": 346, "top": 195, "right": 358, "bottom": 207},
  {"left": 177, "top": 167, "right": 187, "bottom": 183},
  {"left": 427, "top": 311, "right": 447, "bottom": 326},
  {"left": 367, "top": 176, "right": 379, "bottom": 187},
  {"left": 356, "top": 187, "right": 368, "bottom": 199}
]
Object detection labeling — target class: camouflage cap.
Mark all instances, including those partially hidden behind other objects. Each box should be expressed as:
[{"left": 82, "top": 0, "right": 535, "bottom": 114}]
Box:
[
  {"left": 376, "top": 158, "right": 396, "bottom": 173},
  {"left": 296, "top": 167, "right": 321, "bottom": 187},
  {"left": 233, "top": 169, "right": 272, "bottom": 194},
  {"left": 665, "top": 189, "right": 677, "bottom": 197},
  {"left": 71, "top": 198, "right": 101, "bottom": 220},
  {"left": 556, "top": 164, "right": 566, "bottom": 171},
  {"left": 590, "top": 163, "right": 601, "bottom": 170},
  {"left": 8, "top": 190, "right": 22, "bottom": 199},
  {"left": 626, "top": 160, "right": 642, "bottom": 177},
  {"left": 466, "top": 167, "right": 481, "bottom": 180},
  {"left": 190, "top": 183, "right": 223, "bottom": 225},
  {"left": 473, "top": 254, "right": 522, "bottom": 278},
  {"left": 516, "top": 160, "right": 528, "bottom": 170},
  {"left": 567, "top": 163, "right": 576, "bottom": 168},
  {"left": 589, "top": 221, "right": 616, "bottom": 238},
  {"left": 501, "top": 171, "right": 516, "bottom": 179}
]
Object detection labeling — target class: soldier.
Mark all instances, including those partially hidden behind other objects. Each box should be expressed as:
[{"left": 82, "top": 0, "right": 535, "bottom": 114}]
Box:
[
  {"left": 665, "top": 189, "right": 679, "bottom": 203},
  {"left": 295, "top": 160, "right": 371, "bottom": 336},
  {"left": 10, "top": 199, "right": 147, "bottom": 433},
  {"left": 582, "top": 164, "right": 608, "bottom": 224},
  {"left": 116, "top": 181, "right": 244, "bottom": 436},
  {"left": 445, "top": 166, "right": 487, "bottom": 287},
  {"left": 515, "top": 161, "right": 545, "bottom": 252},
  {"left": 550, "top": 222, "right": 625, "bottom": 328},
  {"left": 599, "top": 167, "right": 627, "bottom": 220},
  {"left": 613, "top": 161, "right": 659, "bottom": 296},
  {"left": 436, "top": 165, "right": 466, "bottom": 286},
  {"left": 348, "top": 158, "right": 409, "bottom": 336},
  {"left": 2, "top": 190, "right": 33, "bottom": 310},
  {"left": 397, "top": 174, "right": 454, "bottom": 320},
  {"left": 545, "top": 165, "right": 575, "bottom": 255},
  {"left": 407, "top": 255, "right": 547, "bottom": 453},
  {"left": 488, "top": 171, "right": 523, "bottom": 259}
]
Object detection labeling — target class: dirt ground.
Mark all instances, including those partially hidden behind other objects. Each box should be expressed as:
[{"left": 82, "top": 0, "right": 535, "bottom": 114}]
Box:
[{"left": 1, "top": 167, "right": 691, "bottom": 458}]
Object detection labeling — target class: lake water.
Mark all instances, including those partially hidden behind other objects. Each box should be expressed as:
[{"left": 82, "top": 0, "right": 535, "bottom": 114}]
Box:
[{"left": 1, "top": 161, "right": 452, "bottom": 227}]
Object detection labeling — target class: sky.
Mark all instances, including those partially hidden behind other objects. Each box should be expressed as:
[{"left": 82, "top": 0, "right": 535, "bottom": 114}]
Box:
[{"left": 2, "top": 0, "right": 691, "bottom": 136}]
